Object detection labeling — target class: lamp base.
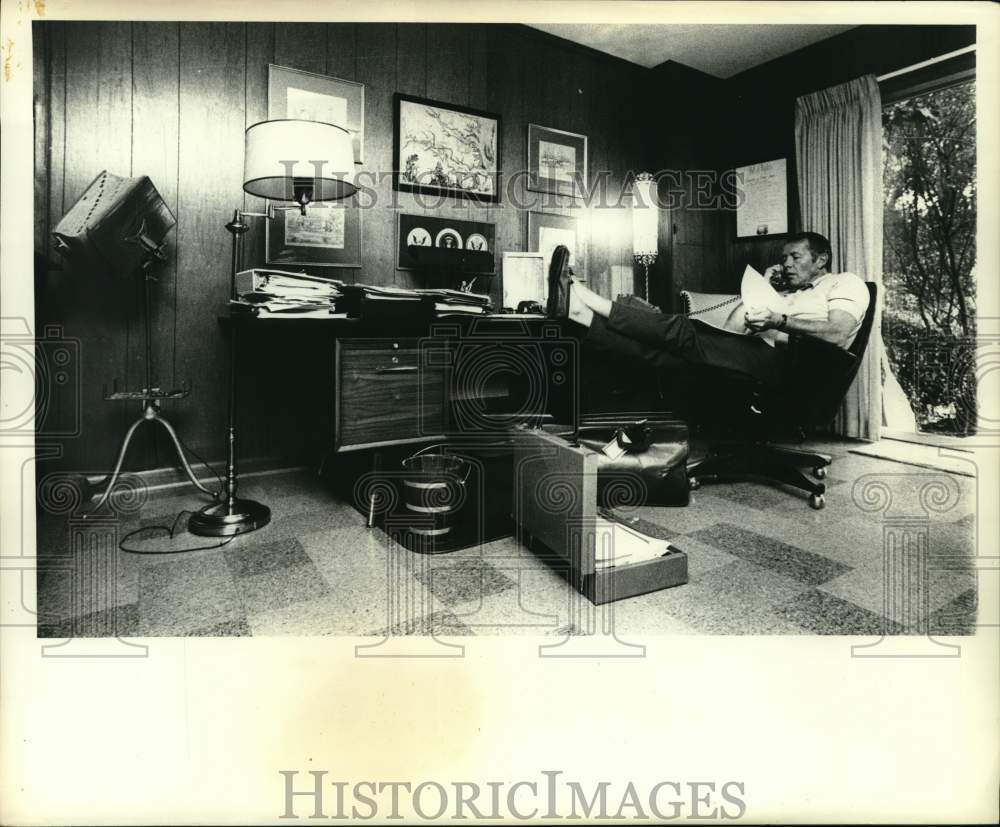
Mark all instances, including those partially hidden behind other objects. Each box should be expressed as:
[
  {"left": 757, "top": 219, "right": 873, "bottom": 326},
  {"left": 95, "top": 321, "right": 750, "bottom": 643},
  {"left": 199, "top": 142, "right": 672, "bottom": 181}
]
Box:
[{"left": 189, "top": 497, "right": 271, "bottom": 537}]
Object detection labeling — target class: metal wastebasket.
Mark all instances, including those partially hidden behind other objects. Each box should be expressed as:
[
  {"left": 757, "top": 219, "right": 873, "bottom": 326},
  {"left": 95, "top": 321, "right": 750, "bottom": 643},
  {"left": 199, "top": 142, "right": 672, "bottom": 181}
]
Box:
[{"left": 400, "top": 445, "right": 472, "bottom": 538}]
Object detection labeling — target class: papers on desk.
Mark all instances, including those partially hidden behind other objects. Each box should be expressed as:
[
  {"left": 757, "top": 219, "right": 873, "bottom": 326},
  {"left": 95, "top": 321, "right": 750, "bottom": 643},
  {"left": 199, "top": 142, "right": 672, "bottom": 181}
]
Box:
[
  {"left": 233, "top": 268, "right": 492, "bottom": 319},
  {"left": 593, "top": 517, "right": 671, "bottom": 570},
  {"left": 234, "top": 268, "right": 344, "bottom": 316},
  {"left": 229, "top": 299, "right": 348, "bottom": 318},
  {"left": 434, "top": 303, "right": 487, "bottom": 316},
  {"left": 236, "top": 268, "right": 343, "bottom": 297}
]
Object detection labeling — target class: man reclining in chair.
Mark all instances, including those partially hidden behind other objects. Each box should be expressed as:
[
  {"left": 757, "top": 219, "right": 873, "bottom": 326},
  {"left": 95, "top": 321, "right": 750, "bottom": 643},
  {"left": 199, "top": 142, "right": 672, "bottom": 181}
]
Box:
[{"left": 549, "top": 231, "right": 870, "bottom": 388}]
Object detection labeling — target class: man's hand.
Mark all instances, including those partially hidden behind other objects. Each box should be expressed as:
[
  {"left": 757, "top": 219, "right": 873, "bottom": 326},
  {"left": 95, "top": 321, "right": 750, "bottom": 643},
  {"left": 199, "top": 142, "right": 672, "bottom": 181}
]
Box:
[
  {"left": 765, "top": 264, "right": 787, "bottom": 290},
  {"left": 744, "top": 307, "right": 781, "bottom": 332},
  {"left": 746, "top": 308, "right": 858, "bottom": 347}
]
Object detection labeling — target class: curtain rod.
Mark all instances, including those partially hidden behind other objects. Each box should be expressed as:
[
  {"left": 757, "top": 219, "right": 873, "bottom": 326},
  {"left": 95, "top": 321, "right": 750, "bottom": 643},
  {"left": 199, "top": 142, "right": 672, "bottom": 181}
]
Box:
[{"left": 877, "top": 45, "right": 976, "bottom": 82}]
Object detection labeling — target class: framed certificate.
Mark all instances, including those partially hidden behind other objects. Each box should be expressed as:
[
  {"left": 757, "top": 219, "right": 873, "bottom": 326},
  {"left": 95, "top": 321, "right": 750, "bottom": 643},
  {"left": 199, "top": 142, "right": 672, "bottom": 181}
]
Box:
[{"left": 735, "top": 158, "right": 788, "bottom": 239}]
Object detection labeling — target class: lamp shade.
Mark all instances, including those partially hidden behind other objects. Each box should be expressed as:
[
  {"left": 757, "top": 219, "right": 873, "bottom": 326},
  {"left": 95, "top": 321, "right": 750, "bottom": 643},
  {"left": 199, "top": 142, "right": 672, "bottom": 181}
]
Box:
[
  {"left": 243, "top": 119, "right": 357, "bottom": 202},
  {"left": 631, "top": 172, "right": 658, "bottom": 257}
]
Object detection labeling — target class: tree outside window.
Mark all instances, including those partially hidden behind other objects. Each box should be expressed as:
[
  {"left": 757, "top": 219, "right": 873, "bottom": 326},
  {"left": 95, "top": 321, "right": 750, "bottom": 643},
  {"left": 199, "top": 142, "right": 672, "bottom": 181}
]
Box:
[{"left": 882, "top": 80, "right": 977, "bottom": 435}]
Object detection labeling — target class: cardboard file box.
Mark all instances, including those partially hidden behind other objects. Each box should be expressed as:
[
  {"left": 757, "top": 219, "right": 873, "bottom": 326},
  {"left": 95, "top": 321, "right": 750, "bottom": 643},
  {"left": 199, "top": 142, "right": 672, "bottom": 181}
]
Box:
[{"left": 512, "top": 426, "right": 688, "bottom": 605}]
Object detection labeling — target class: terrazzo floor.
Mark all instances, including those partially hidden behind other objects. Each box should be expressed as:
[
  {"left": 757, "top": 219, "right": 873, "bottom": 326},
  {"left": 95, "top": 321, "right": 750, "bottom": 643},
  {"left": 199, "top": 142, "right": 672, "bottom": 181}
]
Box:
[{"left": 34, "top": 439, "right": 982, "bottom": 638}]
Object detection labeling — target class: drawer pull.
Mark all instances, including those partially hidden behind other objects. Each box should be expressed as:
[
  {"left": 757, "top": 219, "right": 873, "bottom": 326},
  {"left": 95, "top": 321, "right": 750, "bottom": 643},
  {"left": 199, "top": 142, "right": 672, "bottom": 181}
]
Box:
[{"left": 374, "top": 365, "right": 418, "bottom": 374}]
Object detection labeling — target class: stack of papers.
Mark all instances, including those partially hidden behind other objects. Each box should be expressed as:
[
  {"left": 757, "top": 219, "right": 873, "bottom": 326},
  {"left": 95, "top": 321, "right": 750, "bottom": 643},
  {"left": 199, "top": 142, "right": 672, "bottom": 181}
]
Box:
[
  {"left": 339, "top": 283, "right": 491, "bottom": 318},
  {"left": 234, "top": 268, "right": 344, "bottom": 316},
  {"left": 593, "top": 517, "right": 671, "bottom": 570},
  {"left": 232, "top": 269, "right": 492, "bottom": 319}
]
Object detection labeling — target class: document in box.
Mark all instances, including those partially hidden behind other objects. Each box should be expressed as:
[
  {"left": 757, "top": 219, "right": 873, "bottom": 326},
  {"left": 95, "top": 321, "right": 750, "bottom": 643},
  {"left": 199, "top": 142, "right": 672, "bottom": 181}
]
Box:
[{"left": 594, "top": 517, "right": 671, "bottom": 570}]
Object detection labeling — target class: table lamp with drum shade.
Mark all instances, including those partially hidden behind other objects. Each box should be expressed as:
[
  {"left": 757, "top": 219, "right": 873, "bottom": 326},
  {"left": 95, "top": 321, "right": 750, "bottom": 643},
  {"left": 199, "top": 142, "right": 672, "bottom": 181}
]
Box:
[{"left": 188, "top": 119, "right": 357, "bottom": 537}]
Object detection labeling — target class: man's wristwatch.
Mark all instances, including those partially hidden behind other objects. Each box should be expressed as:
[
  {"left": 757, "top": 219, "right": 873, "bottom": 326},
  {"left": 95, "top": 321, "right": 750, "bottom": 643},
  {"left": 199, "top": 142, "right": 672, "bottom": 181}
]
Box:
[{"left": 777, "top": 313, "right": 788, "bottom": 331}]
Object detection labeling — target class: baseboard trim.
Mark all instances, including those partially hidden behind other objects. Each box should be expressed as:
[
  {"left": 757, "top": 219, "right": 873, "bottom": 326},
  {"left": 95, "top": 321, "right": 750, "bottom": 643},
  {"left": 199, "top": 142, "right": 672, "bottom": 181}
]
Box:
[{"left": 83, "top": 458, "right": 310, "bottom": 496}]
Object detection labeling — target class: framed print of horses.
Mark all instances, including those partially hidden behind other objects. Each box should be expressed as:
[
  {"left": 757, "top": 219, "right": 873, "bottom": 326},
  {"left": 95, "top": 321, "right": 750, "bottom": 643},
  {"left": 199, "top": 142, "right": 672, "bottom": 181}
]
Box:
[{"left": 393, "top": 94, "right": 501, "bottom": 204}]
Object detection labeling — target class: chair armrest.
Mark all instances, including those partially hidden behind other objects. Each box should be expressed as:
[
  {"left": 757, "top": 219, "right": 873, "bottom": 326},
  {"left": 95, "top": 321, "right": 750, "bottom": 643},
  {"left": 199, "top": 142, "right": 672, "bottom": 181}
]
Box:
[{"left": 786, "top": 332, "right": 856, "bottom": 376}]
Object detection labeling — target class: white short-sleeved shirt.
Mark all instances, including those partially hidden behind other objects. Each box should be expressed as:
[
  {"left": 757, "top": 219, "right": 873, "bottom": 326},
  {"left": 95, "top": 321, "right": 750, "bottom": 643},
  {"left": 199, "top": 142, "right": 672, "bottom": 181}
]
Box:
[{"left": 778, "top": 271, "right": 871, "bottom": 348}]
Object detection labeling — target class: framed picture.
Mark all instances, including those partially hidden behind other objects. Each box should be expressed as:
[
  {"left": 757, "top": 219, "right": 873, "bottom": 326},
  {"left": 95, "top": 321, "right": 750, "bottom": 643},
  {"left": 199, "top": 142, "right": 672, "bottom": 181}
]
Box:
[
  {"left": 527, "top": 124, "right": 587, "bottom": 198},
  {"left": 396, "top": 213, "right": 496, "bottom": 273},
  {"left": 527, "top": 211, "right": 586, "bottom": 278},
  {"left": 394, "top": 94, "right": 501, "bottom": 203},
  {"left": 501, "top": 252, "right": 546, "bottom": 309},
  {"left": 268, "top": 64, "right": 365, "bottom": 165},
  {"left": 735, "top": 158, "right": 788, "bottom": 239},
  {"left": 266, "top": 203, "right": 362, "bottom": 268}
]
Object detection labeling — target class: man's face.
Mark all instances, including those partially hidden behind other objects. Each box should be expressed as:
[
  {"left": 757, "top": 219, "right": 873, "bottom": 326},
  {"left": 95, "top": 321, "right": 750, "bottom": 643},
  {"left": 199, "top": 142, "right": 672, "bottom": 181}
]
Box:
[{"left": 781, "top": 240, "right": 827, "bottom": 287}]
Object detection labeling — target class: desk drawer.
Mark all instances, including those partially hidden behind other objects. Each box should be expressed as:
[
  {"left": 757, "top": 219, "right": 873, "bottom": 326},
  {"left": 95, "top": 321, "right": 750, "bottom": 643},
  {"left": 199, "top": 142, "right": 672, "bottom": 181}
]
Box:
[{"left": 336, "top": 339, "right": 447, "bottom": 450}]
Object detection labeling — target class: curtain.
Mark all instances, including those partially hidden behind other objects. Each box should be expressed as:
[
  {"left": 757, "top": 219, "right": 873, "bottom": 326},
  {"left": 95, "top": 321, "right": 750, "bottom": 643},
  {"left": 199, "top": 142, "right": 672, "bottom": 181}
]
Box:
[{"left": 795, "top": 74, "right": 885, "bottom": 440}]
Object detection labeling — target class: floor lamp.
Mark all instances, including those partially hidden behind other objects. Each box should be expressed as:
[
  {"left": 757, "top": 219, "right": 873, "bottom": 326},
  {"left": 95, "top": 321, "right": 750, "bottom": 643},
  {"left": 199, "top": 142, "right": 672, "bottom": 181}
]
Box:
[
  {"left": 189, "top": 119, "right": 358, "bottom": 537},
  {"left": 632, "top": 172, "right": 659, "bottom": 302}
]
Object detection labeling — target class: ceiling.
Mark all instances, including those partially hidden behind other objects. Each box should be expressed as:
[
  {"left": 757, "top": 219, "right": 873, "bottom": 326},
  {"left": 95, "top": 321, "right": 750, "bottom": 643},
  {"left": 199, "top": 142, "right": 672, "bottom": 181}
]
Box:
[{"left": 527, "top": 24, "right": 856, "bottom": 78}]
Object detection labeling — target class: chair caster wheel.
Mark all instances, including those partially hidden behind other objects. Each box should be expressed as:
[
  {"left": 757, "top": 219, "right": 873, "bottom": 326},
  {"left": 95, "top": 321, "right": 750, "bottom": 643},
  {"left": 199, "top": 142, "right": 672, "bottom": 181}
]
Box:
[
  {"left": 809, "top": 493, "right": 825, "bottom": 510},
  {"left": 688, "top": 477, "right": 700, "bottom": 491},
  {"left": 813, "top": 466, "right": 827, "bottom": 479}
]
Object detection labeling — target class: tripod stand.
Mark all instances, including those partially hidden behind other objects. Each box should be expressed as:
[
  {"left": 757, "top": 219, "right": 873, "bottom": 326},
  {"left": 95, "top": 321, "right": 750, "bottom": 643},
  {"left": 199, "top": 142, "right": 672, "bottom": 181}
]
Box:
[{"left": 85, "top": 254, "right": 219, "bottom": 515}]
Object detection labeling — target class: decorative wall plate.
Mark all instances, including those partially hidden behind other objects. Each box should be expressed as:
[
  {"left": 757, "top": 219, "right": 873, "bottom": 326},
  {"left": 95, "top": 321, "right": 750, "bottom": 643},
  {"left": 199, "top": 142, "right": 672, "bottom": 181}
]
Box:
[
  {"left": 465, "top": 233, "right": 488, "bottom": 252},
  {"left": 406, "top": 227, "right": 432, "bottom": 247},
  {"left": 435, "top": 228, "right": 463, "bottom": 249}
]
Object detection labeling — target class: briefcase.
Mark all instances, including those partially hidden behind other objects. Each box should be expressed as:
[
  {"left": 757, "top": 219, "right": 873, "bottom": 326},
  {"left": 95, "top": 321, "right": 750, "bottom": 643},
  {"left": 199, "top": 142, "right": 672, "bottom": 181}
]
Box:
[
  {"left": 572, "top": 415, "right": 690, "bottom": 508},
  {"left": 53, "top": 170, "right": 175, "bottom": 275}
]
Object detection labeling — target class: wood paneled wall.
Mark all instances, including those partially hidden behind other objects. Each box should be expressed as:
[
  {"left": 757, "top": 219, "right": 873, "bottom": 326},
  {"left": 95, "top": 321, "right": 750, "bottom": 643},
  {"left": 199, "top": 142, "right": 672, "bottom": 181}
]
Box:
[
  {"left": 646, "top": 61, "right": 732, "bottom": 311},
  {"left": 33, "top": 22, "right": 649, "bottom": 474}
]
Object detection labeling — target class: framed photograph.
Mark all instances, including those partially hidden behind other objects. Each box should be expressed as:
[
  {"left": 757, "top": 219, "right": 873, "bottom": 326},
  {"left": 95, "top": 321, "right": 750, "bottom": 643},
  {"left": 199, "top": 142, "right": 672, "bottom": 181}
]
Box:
[
  {"left": 394, "top": 94, "right": 501, "bottom": 203},
  {"left": 268, "top": 64, "right": 364, "bottom": 165},
  {"left": 527, "top": 211, "right": 586, "bottom": 278},
  {"left": 735, "top": 158, "right": 788, "bottom": 238},
  {"left": 396, "top": 213, "right": 496, "bottom": 273},
  {"left": 266, "top": 203, "right": 362, "bottom": 268},
  {"left": 527, "top": 124, "right": 588, "bottom": 198},
  {"left": 502, "top": 252, "right": 547, "bottom": 310}
]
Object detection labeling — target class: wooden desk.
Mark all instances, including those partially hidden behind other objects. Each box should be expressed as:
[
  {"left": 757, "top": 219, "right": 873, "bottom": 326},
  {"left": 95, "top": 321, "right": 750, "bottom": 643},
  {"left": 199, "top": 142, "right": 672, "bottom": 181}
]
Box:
[{"left": 228, "top": 312, "right": 577, "bottom": 459}]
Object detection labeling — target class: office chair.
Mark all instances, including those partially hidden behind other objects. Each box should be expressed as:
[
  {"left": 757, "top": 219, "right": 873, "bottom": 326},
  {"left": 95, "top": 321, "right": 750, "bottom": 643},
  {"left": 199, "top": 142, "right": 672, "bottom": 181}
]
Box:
[{"left": 679, "top": 283, "right": 878, "bottom": 509}]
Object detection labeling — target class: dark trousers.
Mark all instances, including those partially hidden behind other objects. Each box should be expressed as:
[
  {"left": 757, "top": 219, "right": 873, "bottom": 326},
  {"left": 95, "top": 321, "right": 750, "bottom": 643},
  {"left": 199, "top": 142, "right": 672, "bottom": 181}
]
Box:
[{"left": 583, "top": 295, "right": 789, "bottom": 387}]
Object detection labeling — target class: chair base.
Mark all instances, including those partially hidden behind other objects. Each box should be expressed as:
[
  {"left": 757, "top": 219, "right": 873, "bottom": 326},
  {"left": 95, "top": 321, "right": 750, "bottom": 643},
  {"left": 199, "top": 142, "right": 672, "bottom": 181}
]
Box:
[{"left": 687, "top": 442, "right": 831, "bottom": 508}]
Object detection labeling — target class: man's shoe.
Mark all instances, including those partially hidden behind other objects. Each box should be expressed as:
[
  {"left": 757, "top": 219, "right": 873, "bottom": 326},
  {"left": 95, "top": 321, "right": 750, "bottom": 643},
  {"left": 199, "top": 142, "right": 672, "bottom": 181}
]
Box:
[{"left": 546, "top": 245, "right": 572, "bottom": 318}]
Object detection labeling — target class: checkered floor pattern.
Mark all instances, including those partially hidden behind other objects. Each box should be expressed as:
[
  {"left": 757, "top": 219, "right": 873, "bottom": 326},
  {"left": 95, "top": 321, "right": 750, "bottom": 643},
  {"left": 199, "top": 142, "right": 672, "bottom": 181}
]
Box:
[{"left": 35, "top": 439, "right": 980, "bottom": 638}]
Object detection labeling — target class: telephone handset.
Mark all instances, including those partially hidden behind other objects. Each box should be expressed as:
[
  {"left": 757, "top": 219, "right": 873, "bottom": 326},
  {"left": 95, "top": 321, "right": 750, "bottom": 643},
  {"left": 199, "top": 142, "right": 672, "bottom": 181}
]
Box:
[{"left": 767, "top": 264, "right": 792, "bottom": 292}]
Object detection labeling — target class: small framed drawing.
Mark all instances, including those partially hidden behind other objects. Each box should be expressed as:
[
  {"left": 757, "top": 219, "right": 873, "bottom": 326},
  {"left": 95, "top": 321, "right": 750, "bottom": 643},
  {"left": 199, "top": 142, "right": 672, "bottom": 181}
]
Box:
[
  {"left": 268, "top": 64, "right": 364, "bottom": 165},
  {"left": 527, "top": 124, "right": 587, "bottom": 198},
  {"left": 396, "top": 213, "right": 496, "bottom": 273},
  {"left": 527, "top": 211, "right": 586, "bottom": 278},
  {"left": 266, "top": 203, "right": 362, "bottom": 268},
  {"left": 394, "top": 93, "right": 501, "bottom": 203}
]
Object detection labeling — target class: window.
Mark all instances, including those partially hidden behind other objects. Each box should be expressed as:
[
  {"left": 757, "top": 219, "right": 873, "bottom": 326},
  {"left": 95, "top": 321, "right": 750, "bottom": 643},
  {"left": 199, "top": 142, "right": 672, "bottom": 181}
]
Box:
[{"left": 882, "top": 76, "right": 976, "bottom": 436}]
